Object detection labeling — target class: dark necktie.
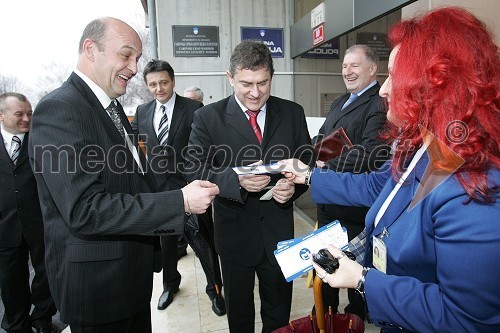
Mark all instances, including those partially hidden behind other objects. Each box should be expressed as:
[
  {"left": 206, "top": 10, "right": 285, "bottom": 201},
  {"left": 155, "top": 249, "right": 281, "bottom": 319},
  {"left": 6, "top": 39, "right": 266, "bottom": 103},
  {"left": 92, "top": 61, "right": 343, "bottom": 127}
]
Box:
[
  {"left": 342, "top": 93, "right": 358, "bottom": 110},
  {"left": 106, "top": 101, "right": 125, "bottom": 139},
  {"left": 11, "top": 135, "right": 21, "bottom": 165},
  {"left": 246, "top": 110, "right": 262, "bottom": 144},
  {"left": 157, "top": 105, "right": 169, "bottom": 146}
]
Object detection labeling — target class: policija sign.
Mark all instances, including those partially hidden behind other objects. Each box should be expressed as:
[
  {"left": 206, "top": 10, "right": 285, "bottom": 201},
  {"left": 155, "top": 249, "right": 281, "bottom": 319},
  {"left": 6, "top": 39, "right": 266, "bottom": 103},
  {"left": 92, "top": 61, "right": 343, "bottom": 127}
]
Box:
[
  {"left": 301, "top": 37, "right": 340, "bottom": 59},
  {"left": 241, "top": 27, "right": 284, "bottom": 58}
]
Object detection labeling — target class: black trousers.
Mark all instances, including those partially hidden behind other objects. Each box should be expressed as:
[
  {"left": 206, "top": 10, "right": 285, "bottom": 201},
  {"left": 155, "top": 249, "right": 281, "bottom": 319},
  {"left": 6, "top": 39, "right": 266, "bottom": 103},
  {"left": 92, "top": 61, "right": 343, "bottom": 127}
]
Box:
[
  {"left": 69, "top": 306, "right": 151, "bottom": 333},
  {"left": 220, "top": 252, "right": 292, "bottom": 333},
  {"left": 0, "top": 237, "right": 56, "bottom": 333},
  {"left": 160, "top": 234, "right": 182, "bottom": 291}
]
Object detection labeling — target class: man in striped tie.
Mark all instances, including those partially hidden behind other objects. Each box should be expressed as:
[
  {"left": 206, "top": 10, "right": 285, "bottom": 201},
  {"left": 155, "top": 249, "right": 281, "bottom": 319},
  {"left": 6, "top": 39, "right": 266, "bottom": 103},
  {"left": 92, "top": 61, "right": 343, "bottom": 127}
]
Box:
[
  {"left": 131, "top": 60, "right": 226, "bottom": 316},
  {"left": 0, "top": 92, "right": 57, "bottom": 333}
]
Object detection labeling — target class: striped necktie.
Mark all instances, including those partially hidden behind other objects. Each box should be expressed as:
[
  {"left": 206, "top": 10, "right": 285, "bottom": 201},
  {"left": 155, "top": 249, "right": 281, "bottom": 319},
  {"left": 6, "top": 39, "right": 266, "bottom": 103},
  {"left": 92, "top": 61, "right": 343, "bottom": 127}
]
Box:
[
  {"left": 106, "top": 101, "right": 125, "bottom": 139},
  {"left": 157, "top": 105, "right": 169, "bottom": 146},
  {"left": 246, "top": 110, "right": 262, "bottom": 144},
  {"left": 11, "top": 135, "right": 21, "bottom": 165}
]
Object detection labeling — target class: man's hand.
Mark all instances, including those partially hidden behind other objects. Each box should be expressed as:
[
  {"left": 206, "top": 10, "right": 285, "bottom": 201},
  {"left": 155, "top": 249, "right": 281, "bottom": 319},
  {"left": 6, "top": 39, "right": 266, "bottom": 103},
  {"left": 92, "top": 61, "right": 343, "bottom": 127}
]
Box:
[
  {"left": 181, "top": 180, "right": 219, "bottom": 214},
  {"left": 272, "top": 178, "right": 295, "bottom": 204},
  {"left": 279, "top": 158, "right": 310, "bottom": 184},
  {"left": 239, "top": 174, "right": 271, "bottom": 192}
]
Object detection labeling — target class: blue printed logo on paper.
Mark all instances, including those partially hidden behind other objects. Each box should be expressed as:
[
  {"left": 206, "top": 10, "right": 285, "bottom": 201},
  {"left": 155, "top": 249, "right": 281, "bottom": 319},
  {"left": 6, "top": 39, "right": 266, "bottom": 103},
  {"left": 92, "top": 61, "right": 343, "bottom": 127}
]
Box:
[
  {"left": 299, "top": 248, "right": 311, "bottom": 261},
  {"left": 193, "top": 27, "right": 199, "bottom": 35}
]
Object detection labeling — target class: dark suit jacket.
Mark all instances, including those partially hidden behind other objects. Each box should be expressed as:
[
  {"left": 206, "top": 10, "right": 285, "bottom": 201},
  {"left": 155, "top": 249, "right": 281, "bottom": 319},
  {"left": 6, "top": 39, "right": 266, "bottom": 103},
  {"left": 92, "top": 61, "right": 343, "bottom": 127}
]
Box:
[
  {"left": 314, "top": 83, "right": 390, "bottom": 225},
  {"left": 185, "top": 95, "right": 312, "bottom": 266},
  {"left": 131, "top": 94, "right": 203, "bottom": 191},
  {"left": 28, "top": 72, "right": 186, "bottom": 326},
  {"left": 0, "top": 132, "right": 44, "bottom": 248}
]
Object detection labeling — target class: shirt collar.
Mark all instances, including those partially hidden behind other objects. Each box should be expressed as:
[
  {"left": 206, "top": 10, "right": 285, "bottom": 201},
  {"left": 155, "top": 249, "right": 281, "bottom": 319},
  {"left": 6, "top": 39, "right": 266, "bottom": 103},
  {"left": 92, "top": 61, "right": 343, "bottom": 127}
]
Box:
[
  {"left": 156, "top": 93, "right": 176, "bottom": 113},
  {"left": 352, "top": 80, "right": 377, "bottom": 97},
  {"left": 234, "top": 94, "right": 267, "bottom": 114},
  {"left": 1, "top": 124, "right": 26, "bottom": 145},
  {"left": 74, "top": 69, "right": 113, "bottom": 109}
]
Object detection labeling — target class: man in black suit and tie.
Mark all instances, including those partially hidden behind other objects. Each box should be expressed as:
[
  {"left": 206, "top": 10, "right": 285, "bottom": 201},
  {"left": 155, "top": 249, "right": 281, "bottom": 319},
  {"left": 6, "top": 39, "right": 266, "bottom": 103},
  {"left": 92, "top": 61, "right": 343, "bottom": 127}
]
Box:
[
  {"left": 313, "top": 44, "right": 390, "bottom": 319},
  {"left": 28, "top": 17, "right": 218, "bottom": 333},
  {"left": 131, "top": 60, "right": 225, "bottom": 315},
  {"left": 0, "top": 92, "right": 57, "bottom": 333},
  {"left": 185, "top": 40, "right": 313, "bottom": 333}
]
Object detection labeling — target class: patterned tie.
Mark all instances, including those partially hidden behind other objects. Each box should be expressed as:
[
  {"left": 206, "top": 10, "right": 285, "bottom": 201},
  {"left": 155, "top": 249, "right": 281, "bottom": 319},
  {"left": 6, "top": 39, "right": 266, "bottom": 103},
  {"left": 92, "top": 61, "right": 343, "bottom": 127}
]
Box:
[
  {"left": 11, "top": 135, "right": 21, "bottom": 165},
  {"left": 106, "top": 101, "right": 125, "bottom": 139},
  {"left": 246, "top": 110, "right": 262, "bottom": 144},
  {"left": 342, "top": 93, "right": 359, "bottom": 110},
  {"left": 157, "top": 105, "right": 169, "bottom": 146}
]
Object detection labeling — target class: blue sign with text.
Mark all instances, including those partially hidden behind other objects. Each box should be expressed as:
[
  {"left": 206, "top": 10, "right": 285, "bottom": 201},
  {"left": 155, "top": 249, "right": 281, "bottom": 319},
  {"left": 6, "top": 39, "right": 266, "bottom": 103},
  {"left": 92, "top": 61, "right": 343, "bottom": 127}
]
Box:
[{"left": 241, "top": 27, "right": 284, "bottom": 58}]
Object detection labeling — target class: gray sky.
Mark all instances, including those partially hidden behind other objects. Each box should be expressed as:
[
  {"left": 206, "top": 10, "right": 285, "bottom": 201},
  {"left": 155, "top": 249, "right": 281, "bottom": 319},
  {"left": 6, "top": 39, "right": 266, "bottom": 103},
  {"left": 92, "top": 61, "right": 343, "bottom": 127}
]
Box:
[{"left": 0, "top": 0, "right": 145, "bottom": 89}]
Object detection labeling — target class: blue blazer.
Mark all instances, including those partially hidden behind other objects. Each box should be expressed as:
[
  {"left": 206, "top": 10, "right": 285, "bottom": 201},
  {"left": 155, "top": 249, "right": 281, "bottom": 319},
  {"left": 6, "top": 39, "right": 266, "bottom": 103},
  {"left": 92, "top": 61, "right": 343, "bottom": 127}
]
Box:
[{"left": 311, "top": 153, "right": 500, "bottom": 332}]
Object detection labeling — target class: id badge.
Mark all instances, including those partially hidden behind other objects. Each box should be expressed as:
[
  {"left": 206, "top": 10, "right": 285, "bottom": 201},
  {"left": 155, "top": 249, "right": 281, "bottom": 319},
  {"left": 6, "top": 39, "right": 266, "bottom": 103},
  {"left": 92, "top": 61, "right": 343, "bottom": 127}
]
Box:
[{"left": 372, "top": 236, "right": 387, "bottom": 273}]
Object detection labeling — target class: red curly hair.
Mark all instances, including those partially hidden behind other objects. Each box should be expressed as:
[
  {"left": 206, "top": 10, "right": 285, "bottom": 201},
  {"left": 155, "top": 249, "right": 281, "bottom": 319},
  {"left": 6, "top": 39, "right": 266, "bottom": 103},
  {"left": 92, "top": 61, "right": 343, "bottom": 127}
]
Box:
[{"left": 386, "top": 7, "right": 499, "bottom": 202}]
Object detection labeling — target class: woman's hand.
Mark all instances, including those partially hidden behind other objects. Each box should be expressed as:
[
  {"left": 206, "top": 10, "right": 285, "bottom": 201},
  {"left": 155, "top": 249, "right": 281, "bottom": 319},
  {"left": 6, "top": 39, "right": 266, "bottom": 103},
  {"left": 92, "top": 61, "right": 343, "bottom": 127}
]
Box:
[
  {"left": 313, "top": 244, "right": 363, "bottom": 289},
  {"left": 279, "top": 158, "right": 310, "bottom": 184}
]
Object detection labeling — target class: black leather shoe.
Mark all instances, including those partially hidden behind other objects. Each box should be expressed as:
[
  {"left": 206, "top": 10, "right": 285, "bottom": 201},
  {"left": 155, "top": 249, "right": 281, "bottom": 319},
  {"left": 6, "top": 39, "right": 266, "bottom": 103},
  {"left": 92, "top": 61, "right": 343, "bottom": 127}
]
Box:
[
  {"left": 157, "top": 289, "right": 179, "bottom": 310},
  {"left": 211, "top": 294, "right": 226, "bottom": 316},
  {"left": 32, "top": 319, "right": 55, "bottom": 333}
]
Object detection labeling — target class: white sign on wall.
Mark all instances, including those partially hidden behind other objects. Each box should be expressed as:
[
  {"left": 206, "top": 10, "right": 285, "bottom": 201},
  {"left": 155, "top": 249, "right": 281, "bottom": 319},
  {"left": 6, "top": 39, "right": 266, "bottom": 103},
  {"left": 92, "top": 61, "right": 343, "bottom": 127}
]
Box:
[{"left": 311, "top": 2, "right": 326, "bottom": 29}]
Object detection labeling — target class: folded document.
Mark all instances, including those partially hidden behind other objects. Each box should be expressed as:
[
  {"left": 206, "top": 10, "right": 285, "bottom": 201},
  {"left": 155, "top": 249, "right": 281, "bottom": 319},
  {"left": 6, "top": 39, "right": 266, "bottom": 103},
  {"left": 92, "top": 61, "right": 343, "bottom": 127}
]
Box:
[{"left": 274, "top": 221, "right": 348, "bottom": 282}]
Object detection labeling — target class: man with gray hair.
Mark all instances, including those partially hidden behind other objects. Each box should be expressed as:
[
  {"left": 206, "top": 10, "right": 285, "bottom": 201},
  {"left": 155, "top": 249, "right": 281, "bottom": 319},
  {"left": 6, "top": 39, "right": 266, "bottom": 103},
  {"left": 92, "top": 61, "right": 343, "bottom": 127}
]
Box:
[
  {"left": 183, "top": 86, "right": 204, "bottom": 103},
  {"left": 313, "top": 44, "right": 390, "bottom": 319},
  {"left": 0, "top": 92, "right": 57, "bottom": 333}
]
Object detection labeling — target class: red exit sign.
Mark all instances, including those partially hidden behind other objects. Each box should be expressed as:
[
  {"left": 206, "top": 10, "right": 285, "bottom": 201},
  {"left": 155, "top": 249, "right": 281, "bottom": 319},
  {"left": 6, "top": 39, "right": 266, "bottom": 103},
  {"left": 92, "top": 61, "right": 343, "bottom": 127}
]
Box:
[{"left": 313, "top": 24, "right": 324, "bottom": 46}]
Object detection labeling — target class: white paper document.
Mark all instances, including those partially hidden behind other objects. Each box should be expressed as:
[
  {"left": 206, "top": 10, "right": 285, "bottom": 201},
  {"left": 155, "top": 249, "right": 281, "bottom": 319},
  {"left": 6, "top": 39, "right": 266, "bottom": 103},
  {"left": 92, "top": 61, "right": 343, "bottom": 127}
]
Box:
[
  {"left": 274, "top": 221, "right": 349, "bottom": 282},
  {"left": 232, "top": 163, "right": 286, "bottom": 175}
]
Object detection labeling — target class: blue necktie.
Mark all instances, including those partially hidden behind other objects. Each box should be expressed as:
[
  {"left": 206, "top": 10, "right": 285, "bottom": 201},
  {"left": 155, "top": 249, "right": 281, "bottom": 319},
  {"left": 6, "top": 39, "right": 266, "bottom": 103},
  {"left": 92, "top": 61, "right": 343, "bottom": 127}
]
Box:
[
  {"left": 11, "top": 136, "right": 21, "bottom": 165},
  {"left": 342, "top": 93, "right": 358, "bottom": 110}
]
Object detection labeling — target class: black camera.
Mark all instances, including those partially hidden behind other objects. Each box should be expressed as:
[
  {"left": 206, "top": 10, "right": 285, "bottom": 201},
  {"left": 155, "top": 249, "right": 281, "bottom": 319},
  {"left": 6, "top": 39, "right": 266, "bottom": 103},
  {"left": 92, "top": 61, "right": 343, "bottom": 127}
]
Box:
[{"left": 312, "top": 249, "right": 355, "bottom": 274}]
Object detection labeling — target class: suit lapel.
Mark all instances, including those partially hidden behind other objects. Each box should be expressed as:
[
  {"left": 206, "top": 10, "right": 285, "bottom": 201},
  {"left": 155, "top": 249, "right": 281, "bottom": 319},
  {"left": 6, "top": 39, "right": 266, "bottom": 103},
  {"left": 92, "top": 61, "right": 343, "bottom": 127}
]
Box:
[
  {"left": 69, "top": 73, "right": 124, "bottom": 145},
  {"left": 224, "top": 95, "right": 261, "bottom": 145},
  {"left": 14, "top": 133, "right": 29, "bottom": 169},
  {"left": 142, "top": 103, "right": 160, "bottom": 147},
  {"left": 332, "top": 83, "right": 382, "bottom": 126},
  {"left": 69, "top": 73, "right": 146, "bottom": 178},
  {"left": 0, "top": 132, "right": 14, "bottom": 167},
  {"left": 167, "top": 94, "right": 185, "bottom": 146},
  {"left": 370, "top": 153, "right": 428, "bottom": 237},
  {"left": 116, "top": 101, "right": 149, "bottom": 178},
  {"left": 261, "top": 97, "right": 283, "bottom": 150}
]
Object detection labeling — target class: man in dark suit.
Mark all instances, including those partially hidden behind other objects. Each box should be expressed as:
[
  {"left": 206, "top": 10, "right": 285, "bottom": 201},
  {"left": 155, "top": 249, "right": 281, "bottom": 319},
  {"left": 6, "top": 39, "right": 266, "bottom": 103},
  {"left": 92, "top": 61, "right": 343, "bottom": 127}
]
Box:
[
  {"left": 131, "top": 60, "right": 225, "bottom": 315},
  {"left": 313, "top": 44, "right": 390, "bottom": 319},
  {"left": 0, "top": 92, "right": 57, "bottom": 333},
  {"left": 28, "top": 17, "right": 218, "bottom": 333},
  {"left": 185, "top": 40, "right": 313, "bottom": 333}
]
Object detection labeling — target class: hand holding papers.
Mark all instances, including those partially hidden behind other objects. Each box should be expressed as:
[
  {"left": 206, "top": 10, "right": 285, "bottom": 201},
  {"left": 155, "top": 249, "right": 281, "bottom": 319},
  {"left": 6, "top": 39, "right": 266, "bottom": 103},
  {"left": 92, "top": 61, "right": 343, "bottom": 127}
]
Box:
[
  {"left": 274, "top": 221, "right": 349, "bottom": 282},
  {"left": 233, "top": 163, "right": 287, "bottom": 175}
]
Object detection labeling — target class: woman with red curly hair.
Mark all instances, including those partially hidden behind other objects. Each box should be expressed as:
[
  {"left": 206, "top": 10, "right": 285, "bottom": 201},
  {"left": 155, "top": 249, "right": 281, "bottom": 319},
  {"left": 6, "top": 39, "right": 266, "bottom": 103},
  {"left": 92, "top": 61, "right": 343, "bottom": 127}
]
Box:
[{"left": 280, "top": 7, "right": 499, "bottom": 332}]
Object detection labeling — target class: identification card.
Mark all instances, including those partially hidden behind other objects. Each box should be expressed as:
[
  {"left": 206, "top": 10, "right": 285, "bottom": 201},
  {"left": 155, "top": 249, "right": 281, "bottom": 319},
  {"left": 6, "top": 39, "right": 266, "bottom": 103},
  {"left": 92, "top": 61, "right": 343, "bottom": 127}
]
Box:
[{"left": 372, "top": 236, "right": 387, "bottom": 273}]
